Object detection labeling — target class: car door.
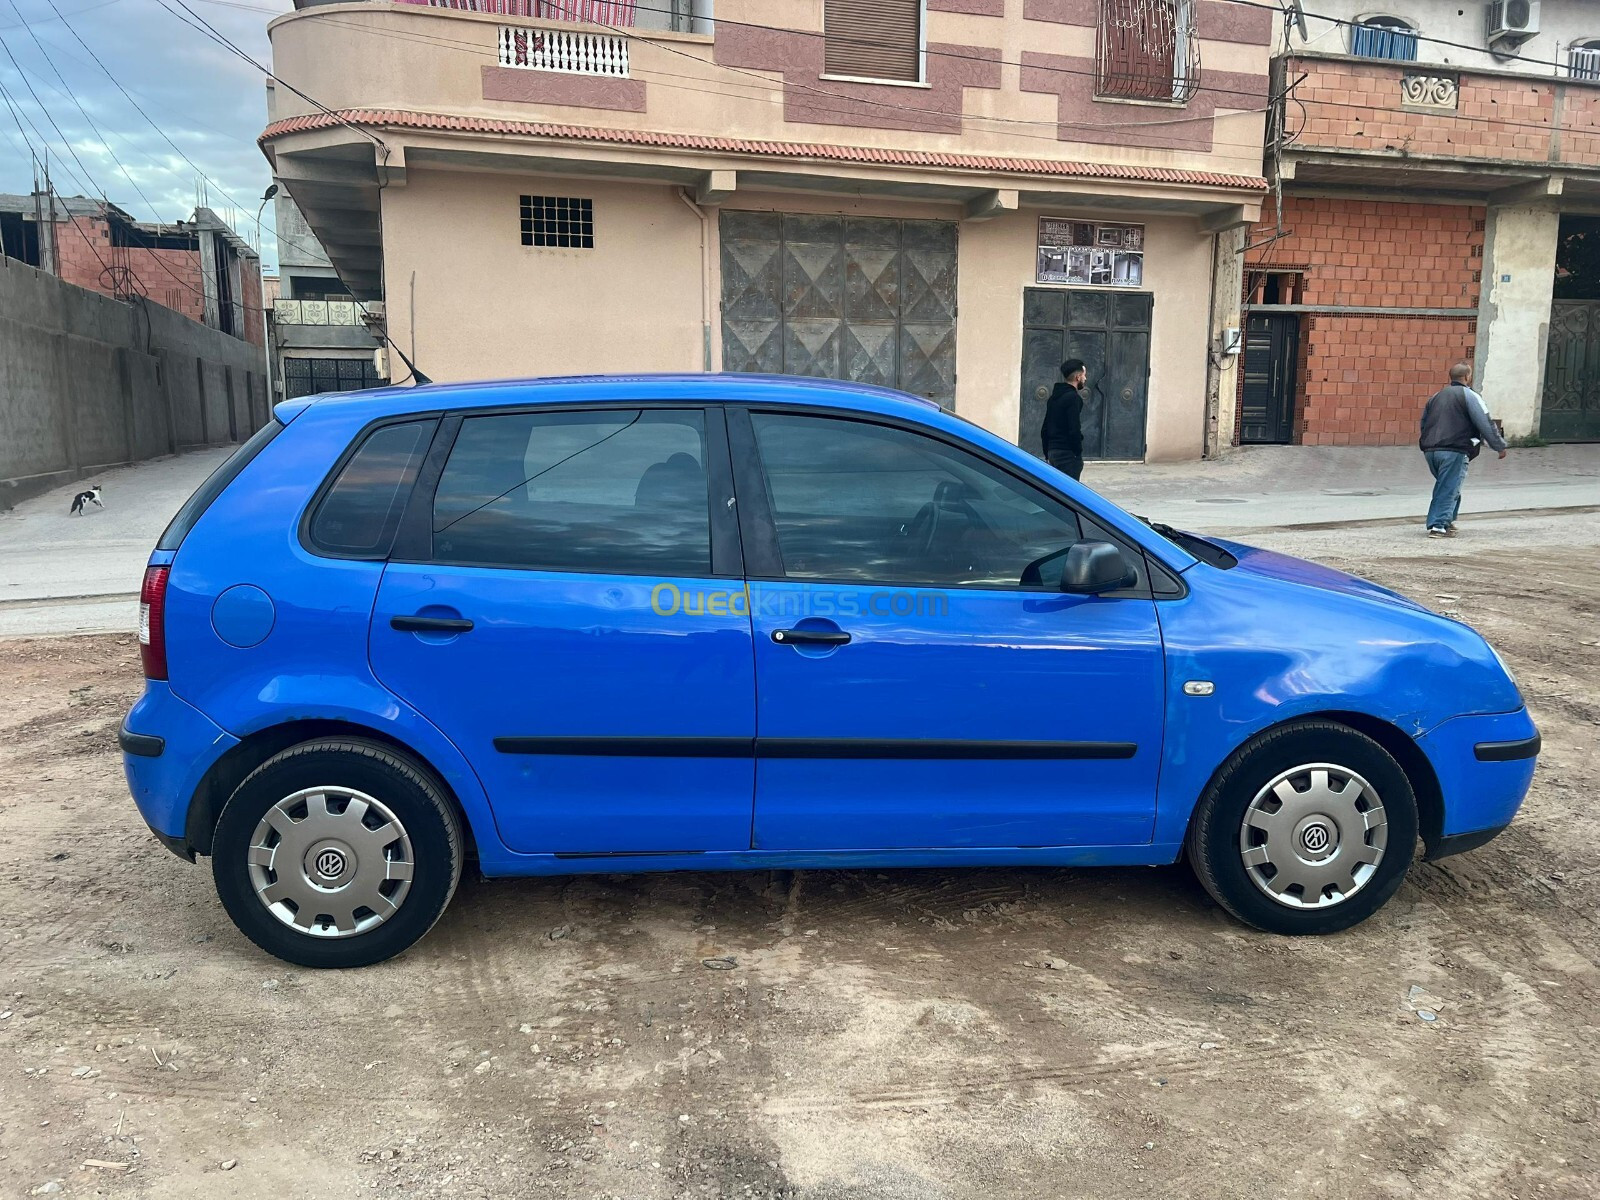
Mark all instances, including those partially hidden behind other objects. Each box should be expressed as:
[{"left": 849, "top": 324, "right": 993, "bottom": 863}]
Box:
[
  {"left": 369, "top": 404, "right": 755, "bottom": 856},
  {"left": 732, "top": 408, "right": 1165, "bottom": 851}
]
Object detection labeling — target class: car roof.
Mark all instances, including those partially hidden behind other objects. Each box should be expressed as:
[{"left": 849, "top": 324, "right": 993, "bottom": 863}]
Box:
[{"left": 276, "top": 373, "right": 941, "bottom": 424}]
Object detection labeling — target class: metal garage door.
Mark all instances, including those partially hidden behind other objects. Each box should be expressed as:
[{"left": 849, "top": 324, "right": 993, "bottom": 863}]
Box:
[
  {"left": 1017, "top": 288, "right": 1151, "bottom": 461},
  {"left": 719, "top": 212, "right": 958, "bottom": 408}
]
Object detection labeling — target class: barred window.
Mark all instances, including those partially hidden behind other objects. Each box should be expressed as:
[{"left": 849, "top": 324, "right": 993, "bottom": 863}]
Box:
[{"left": 520, "top": 195, "right": 595, "bottom": 249}]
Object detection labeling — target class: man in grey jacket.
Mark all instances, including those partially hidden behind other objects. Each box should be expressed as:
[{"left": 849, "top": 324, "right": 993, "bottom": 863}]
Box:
[{"left": 1419, "top": 362, "right": 1507, "bottom": 538}]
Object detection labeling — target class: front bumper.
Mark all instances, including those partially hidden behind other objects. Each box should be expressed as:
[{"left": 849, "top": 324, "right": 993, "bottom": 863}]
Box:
[
  {"left": 1416, "top": 707, "right": 1539, "bottom": 859},
  {"left": 121, "top": 682, "right": 238, "bottom": 859}
]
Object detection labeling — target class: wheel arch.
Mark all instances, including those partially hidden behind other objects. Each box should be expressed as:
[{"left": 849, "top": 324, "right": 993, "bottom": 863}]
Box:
[
  {"left": 185, "top": 719, "right": 480, "bottom": 862},
  {"left": 1179, "top": 710, "right": 1445, "bottom": 856}
]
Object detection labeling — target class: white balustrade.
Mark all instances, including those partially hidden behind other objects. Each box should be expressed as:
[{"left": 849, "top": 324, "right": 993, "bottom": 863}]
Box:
[{"left": 497, "top": 24, "right": 630, "bottom": 76}]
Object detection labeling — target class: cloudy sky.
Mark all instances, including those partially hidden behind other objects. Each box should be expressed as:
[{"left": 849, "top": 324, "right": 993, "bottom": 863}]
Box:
[{"left": 0, "top": 0, "right": 292, "bottom": 269}]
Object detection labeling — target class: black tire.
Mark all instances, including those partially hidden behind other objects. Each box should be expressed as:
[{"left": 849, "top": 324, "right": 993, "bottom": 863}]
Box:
[
  {"left": 212, "top": 738, "right": 463, "bottom": 968},
  {"left": 1186, "top": 720, "right": 1418, "bottom": 935}
]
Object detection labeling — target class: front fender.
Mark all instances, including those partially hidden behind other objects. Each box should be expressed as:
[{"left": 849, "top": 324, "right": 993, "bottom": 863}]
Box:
[{"left": 1151, "top": 563, "right": 1523, "bottom": 847}]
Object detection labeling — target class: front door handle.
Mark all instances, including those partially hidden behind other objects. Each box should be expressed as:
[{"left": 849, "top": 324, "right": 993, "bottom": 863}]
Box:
[
  {"left": 391, "top": 615, "right": 475, "bottom": 633},
  {"left": 772, "top": 628, "right": 851, "bottom": 646}
]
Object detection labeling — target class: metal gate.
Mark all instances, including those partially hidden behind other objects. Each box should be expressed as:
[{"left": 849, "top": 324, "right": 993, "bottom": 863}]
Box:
[
  {"left": 1240, "top": 313, "right": 1299, "bottom": 444},
  {"left": 719, "top": 212, "right": 958, "bottom": 408},
  {"left": 1018, "top": 288, "right": 1151, "bottom": 461},
  {"left": 1542, "top": 301, "right": 1600, "bottom": 441}
]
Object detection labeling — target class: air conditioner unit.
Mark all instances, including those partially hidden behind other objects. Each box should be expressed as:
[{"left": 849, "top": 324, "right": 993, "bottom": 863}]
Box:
[{"left": 1485, "top": 0, "right": 1539, "bottom": 45}]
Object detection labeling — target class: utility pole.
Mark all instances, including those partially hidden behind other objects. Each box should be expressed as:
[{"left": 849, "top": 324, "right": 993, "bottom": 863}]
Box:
[{"left": 40, "top": 154, "right": 58, "bottom": 275}]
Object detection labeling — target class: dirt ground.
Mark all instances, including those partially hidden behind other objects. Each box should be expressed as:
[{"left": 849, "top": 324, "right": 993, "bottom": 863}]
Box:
[{"left": 1, "top": 512, "right": 1597, "bottom": 1200}]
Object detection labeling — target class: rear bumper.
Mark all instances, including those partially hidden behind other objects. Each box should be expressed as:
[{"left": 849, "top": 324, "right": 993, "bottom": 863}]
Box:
[
  {"left": 1416, "top": 708, "right": 1538, "bottom": 853},
  {"left": 121, "top": 682, "right": 238, "bottom": 857}
]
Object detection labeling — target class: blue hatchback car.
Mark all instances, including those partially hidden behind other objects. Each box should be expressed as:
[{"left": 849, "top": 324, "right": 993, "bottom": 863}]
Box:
[{"left": 121, "top": 375, "right": 1539, "bottom": 967}]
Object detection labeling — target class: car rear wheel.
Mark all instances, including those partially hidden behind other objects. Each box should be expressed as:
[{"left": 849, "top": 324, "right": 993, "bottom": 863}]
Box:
[
  {"left": 1187, "top": 720, "right": 1418, "bottom": 935},
  {"left": 212, "top": 739, "right": 462, "bottom": 968}
]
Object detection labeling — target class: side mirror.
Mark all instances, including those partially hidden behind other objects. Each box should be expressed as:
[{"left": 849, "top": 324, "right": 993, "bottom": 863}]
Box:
[{"left": 1060, "top": 541, "right": 1136, "bottom": 595}]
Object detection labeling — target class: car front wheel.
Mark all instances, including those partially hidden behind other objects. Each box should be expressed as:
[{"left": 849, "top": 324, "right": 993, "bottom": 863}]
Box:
[
  {"left": 211, "top": 739, "right": 463, "bottom": 968},
  {"left": 1187, "top": 720, "right": 1418, "bottom": 935}
]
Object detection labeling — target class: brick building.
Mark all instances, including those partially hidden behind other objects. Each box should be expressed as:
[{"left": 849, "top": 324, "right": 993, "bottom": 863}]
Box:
[
  {"left": 1234, "top": 1, "right": 1600, "bottom": 447},
  {"left": 0, "top": 194, "right": 266, "bottom": 350}
]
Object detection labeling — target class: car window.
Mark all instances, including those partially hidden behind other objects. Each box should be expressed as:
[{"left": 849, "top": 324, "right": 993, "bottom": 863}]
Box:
[
  {"left": 750, "top": 413, "right": 1083, "bottom": 588},
  {"left": 307, "top": 419, "right": 434, "bottom": 558},
  {"left": 431, "top": 408, "right": 711, "bottom": 576}
]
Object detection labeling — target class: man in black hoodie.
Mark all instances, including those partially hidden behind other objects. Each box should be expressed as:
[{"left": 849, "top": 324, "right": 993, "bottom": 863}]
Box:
[{"left": 1041, "top": 358, "right": 1087, "bottom": 480}]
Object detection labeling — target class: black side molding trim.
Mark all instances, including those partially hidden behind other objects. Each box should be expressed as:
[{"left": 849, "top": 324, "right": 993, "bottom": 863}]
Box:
[
  {"left": 760, "top": 739, "right": 1138, "bottom": 760},
  {"left": 495, "top": 737, "right": 753, "bottom": 757},
  {"left": 552, "top": 850, "right": 708, "bottom": 859},
  {"left": 119, "top": 726, "right": 165, "bottom": 758},
  {"left": 1426, "top": 824, "right": 1510, "bottom": 861},
  {"left": 494, "top": 737, "right": 1136, "bottom": 761},
  {"left": 1473, "top": 734, "right": 1541, "bottom": 762}
]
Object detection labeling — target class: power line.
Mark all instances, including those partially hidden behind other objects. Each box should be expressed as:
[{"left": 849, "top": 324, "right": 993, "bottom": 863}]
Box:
[
  {"left": 42, "top": 0, "right": 330, "bottom": 263},
  {"left": 4, "top": 0, "right": 169, "bottom": 224},
  {"left": 0, "top": 0, "right": 120, "bottom": 31},
  {"left": 295, "top": 7, "right": 1596, "bottom": 150},
  {"left": 297, "top": 11, "right": 1281, "bottom": 155},
  {"left": 1225, "top": 0, "right": 1583, "bottom": 76},
  {"left": 0, "top": 29, "right": 106, "bottom": 202},
  {"left": 151, "top": 0, "right": 386, "bottom": 146}
]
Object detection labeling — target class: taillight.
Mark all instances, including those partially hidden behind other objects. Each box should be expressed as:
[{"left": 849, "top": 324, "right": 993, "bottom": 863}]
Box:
[{"left": 139, "top": 566, "right": 170, "bottom": 680}]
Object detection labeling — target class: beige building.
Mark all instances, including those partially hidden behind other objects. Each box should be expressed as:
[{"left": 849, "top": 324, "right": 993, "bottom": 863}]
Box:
[{"left": 264, "top": 0, "right": 1271, "bottom": 460}]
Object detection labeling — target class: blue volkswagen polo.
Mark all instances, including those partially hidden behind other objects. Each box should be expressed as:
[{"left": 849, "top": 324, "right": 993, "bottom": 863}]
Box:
[{"left": 120, "top": 375, "right": 1539, "bottom": 967}]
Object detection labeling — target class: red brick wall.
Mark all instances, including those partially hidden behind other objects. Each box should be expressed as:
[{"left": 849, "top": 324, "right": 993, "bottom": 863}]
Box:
[
  {"left": 50, "top": 215, "right": 206, "bottom": 324},
  {"left": 1243, "top": 195, "right": 1483, "bottom": 446},
  {"left": 1290, "top": 55, "right": 1599, "bottom": 168}
]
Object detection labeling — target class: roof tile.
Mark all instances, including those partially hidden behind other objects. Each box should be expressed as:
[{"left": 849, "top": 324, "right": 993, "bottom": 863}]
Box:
[{"left": 261, "top": 109, "right": 1267, "bottom": 191}]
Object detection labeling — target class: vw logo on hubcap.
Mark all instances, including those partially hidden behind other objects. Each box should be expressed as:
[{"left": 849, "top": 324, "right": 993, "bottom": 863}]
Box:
[
  {"left": 315, "top": 849, "right": 347, "bottom": 879},
  {"left": 1301, "top": 824, "right": 1331, "bottom": 854}
]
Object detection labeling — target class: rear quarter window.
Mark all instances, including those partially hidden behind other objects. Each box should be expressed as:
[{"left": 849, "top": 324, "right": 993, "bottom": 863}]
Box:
[{"left": 306, "top": 420, "right": 436, "bottom": 559}]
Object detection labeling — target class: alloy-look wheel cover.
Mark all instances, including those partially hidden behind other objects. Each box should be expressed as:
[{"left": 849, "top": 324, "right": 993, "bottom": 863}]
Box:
[
  {"left": 1237, "top": 763, "right": 1389, "bottom": 909},
  {"left": 246, "top": 786, "right": 415, "bottom": 938}
]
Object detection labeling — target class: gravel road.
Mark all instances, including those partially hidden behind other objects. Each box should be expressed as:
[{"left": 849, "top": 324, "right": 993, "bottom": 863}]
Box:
[{"left": 1, "top": 512, "right": 1596, "bottom": 1199}]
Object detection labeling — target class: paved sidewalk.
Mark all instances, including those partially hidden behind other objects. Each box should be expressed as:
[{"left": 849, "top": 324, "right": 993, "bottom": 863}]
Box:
[
  {"left": 0, "top": 441, "right": 1595, "bottom": 638},
  {"left": 1089, "top": 443, "right": 1598, "bottom": 532},
  {"left": 0, "top": 448, "right": 231, "bottom": 638}
]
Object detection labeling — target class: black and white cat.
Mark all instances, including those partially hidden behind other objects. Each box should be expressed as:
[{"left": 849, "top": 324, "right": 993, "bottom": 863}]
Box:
[{"left": 69, "top": 485, "right": 104, "bottom": 516}]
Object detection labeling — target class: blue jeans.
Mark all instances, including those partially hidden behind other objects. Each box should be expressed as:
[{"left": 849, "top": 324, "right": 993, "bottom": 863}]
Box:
[{"left": 1424, "top": 449, "right": 1469, "bottom": 529}]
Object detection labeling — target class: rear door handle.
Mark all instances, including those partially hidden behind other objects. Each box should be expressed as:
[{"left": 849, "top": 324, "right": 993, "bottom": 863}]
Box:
[
  {"left": 772, "top": 628, "right": 851, "bottom": 646},
  {"left": 391, "top": 615, "right": 475, "bottom": 633}
]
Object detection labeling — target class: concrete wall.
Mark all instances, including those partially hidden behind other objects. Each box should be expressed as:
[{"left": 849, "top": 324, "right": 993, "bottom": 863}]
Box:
[
  {"left": 1477, "top": 204, "right": 1560, "bottom": 438},
  {"left": 0, "top": 256, "right": 269, "bottom": 509},
  {"left": 382, "top": 170, "right": 707, "bottom": 380},
  {"left": 383, "top": 166, "right": 1217, "bottom": 460}
]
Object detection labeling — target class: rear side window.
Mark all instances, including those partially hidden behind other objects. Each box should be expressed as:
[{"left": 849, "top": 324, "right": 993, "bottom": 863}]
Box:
[
  {"left": 430, "top": 408, "right": 711, "bottom": 576},
  {"left": 157, "top": 419, "right": 282, "bottom": 551},
  {"left": 307, "top": 420, "right": 435, "bottom": 558}
]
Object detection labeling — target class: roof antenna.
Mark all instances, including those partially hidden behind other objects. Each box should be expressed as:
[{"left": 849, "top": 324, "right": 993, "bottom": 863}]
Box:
[{"left": 386, "top": 334, "right": 431, "bottom": 386}]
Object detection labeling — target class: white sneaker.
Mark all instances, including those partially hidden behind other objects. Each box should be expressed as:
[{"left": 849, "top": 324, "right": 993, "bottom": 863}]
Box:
[{"left": 1427, "top": 526, "right": 1448, "bottom": 538}]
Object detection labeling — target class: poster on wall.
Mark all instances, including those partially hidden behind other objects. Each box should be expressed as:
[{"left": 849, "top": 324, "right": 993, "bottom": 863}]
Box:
[{"left": 1037, "top": 217, "right": 1145, "bottom": 287}]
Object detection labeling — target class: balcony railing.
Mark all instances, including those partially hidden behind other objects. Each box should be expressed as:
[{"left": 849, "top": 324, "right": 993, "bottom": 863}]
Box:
[
  {"left": 1571, "top": 47, "right": 1600, "bottom": 83},
  {"left": 498, "top": 24, "right": 630, "bottom": 74},
  {"left": 395, "top": 0, "right": 695, "bottom": 33},
  {"left": 272, "top": 297, "right": 364, "bottom": 325}
]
